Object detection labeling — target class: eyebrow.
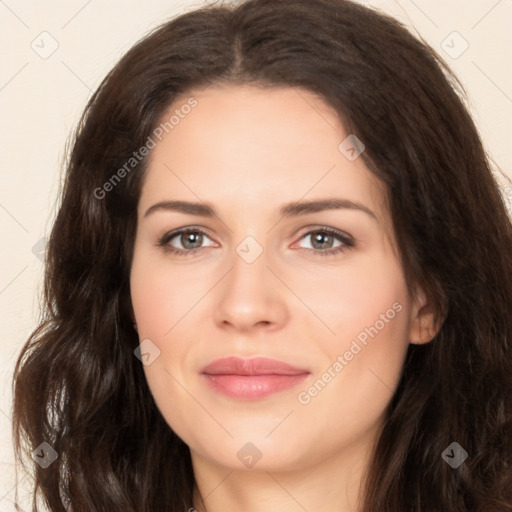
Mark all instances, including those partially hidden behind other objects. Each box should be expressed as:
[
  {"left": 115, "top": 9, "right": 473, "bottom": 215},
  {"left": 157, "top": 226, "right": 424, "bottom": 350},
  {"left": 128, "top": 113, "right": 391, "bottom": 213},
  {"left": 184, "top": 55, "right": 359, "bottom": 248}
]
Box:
[{"left": 144, "top": 198, "right": 378, "bottom": 222}]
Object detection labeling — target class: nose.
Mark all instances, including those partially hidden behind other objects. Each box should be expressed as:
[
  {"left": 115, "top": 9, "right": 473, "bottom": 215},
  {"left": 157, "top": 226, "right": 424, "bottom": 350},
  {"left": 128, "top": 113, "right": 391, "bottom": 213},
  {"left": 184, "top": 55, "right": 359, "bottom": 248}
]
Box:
[{"left": 212, "top": 243, "right": 288, "bottom": 333}]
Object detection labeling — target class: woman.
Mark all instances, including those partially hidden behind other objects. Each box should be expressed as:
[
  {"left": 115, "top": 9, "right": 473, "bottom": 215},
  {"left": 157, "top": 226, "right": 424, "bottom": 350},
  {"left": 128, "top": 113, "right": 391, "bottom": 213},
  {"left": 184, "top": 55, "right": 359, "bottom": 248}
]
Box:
[{"left": 12, "top": 0, "right": 512, "bottom": 511}]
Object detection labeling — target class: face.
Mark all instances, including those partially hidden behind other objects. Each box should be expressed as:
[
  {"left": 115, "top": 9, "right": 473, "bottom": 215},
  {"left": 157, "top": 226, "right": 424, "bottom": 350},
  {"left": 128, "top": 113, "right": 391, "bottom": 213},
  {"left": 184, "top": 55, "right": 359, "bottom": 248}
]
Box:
[{"left": 130, "top": 84, "right": 432, "bottom": 473}]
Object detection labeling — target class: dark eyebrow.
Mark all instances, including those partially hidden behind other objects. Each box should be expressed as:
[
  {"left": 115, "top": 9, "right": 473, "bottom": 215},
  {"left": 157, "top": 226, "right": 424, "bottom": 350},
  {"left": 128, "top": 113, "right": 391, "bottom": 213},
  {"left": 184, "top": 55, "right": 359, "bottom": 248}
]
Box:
[
  {"left": 144, "top": 198, "right": 378, "bottom": 222},
  {"left": 144, "top": 200, "right": 214, "bottom": 218},
  {"left": 279, "top": 198, "right": 378, "bottom": 221}
]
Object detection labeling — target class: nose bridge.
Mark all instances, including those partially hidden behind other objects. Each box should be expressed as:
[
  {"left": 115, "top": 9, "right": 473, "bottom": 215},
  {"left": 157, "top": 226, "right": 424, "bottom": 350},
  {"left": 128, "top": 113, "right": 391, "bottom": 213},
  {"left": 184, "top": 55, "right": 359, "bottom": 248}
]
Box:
[
  {"left": 235, "top": 233, "right": 266, "bottom": 266},
  {"left": 226, "top": 233, "right": 270, "bottom": 296},
  {"left": 212, "top": 231, "right": 286, "bottom": 330}
]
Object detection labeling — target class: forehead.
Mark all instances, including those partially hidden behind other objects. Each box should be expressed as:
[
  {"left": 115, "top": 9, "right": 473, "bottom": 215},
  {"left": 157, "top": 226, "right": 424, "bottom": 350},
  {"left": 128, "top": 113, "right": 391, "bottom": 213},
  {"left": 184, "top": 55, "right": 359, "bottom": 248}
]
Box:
[{"left": 139, "top": 84, "right": 389, "bottom": 226}]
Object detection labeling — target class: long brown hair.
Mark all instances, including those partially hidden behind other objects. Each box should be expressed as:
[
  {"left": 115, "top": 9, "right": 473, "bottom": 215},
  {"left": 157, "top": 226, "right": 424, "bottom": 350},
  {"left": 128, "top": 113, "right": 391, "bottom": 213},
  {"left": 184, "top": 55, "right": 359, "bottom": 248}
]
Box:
[{"left": 12, "top": 0, "right": 512, "bottom": 510}]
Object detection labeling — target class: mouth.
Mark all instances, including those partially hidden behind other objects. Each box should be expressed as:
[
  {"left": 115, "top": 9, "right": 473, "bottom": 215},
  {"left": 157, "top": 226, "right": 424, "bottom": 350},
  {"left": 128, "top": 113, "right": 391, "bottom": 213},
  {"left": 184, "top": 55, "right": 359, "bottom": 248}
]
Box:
[{"left": 200, "top": 357, "right": 310, "bottom": 400}]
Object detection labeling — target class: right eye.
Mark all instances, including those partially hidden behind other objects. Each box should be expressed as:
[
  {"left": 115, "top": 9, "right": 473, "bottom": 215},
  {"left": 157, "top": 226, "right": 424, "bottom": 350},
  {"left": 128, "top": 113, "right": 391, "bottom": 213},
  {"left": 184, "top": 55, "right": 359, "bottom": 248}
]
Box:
[{"left": 157, "top": 227, "right": 217, "bottom": 256}]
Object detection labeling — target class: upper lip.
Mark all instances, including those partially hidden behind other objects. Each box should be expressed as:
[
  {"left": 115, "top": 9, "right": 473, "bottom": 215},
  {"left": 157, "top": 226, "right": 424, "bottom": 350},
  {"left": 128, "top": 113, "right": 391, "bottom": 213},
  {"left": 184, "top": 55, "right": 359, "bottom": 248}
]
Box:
[{"left": 201, "top": 357, "right": 310, "bottom": 376}]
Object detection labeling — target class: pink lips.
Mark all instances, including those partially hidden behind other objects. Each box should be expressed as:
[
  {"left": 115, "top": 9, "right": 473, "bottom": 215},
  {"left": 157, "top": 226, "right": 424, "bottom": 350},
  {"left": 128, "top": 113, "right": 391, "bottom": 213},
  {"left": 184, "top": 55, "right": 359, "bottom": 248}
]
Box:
[{"left": 200, "top": 357, "right": 310, "bottom": 400}]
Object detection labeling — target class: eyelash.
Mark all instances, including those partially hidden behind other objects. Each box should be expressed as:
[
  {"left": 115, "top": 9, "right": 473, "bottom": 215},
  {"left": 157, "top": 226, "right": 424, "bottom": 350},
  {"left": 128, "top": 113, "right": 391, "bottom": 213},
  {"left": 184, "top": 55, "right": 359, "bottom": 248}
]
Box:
[{"left": 157, "top": 226, "right": 355, "bottom": 258}]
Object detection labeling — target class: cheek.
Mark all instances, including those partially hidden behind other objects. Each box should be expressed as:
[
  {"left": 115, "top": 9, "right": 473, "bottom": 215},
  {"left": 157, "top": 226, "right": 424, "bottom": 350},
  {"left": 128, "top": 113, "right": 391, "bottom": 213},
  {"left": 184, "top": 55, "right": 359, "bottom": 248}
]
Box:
[
  {"left": 131, "top": 281, "right": 171, "bottom": 335},
  {"left": 306, "top": 251, "right": 409, "bottom": 345},
  {"left": 311, "top": 252, "right": 411, "bottom": 397},
  {"left": 338, "top": 274, "right": 408, "bottom": 345},
  {"left": 130, "top": 250, "right": 195, "bottom": 338},
  {"left": 130, "top": 254, "right": 193, "bottom": 428},
  {"left": 318, "top": 262, "right": 410, "bottom": 402},
  {"left": 295, "top": 277, "right": 410, "bottom": 451}
]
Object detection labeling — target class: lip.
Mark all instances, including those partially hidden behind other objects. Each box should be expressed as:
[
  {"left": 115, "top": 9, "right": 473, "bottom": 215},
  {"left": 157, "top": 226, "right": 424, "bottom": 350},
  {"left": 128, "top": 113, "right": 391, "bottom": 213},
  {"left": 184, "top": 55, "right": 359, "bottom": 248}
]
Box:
[{"left": 200, "top": 357, "right": 310, "bottom": 400}]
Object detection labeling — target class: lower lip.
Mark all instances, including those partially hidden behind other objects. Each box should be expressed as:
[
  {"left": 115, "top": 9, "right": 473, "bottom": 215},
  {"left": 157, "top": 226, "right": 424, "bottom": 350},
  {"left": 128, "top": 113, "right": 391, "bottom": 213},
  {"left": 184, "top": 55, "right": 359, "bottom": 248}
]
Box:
[{"left": 201, "top": 373, "right": 309, "bottom": 400}]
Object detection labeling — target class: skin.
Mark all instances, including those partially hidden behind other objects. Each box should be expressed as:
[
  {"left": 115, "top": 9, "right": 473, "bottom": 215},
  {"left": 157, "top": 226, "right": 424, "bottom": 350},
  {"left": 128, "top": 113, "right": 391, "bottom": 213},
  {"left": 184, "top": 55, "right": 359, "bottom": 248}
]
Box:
[{"left": 129, "top": 84, "right": 439, "bottom": 512}]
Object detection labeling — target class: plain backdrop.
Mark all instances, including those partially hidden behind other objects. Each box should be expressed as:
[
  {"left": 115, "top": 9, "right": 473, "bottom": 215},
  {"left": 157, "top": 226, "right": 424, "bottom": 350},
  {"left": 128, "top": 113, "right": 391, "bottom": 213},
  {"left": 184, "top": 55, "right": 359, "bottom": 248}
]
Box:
[{"left": 1, "top": 0, "right": 511, "bottom": 509}]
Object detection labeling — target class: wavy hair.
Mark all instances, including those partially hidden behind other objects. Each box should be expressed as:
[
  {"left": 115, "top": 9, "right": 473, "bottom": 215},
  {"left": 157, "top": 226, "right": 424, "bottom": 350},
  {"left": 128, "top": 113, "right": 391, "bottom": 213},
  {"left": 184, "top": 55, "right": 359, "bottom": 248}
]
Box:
[{"left": 11, "top": 0, "right": 512, "bottom": 510}]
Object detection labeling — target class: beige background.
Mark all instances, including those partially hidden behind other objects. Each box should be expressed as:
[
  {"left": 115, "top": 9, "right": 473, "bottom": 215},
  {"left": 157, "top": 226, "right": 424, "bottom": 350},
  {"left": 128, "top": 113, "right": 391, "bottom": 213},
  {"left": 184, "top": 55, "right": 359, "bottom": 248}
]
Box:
[{"left": 1, "top": 0, "right": 511, "bottom": 509}]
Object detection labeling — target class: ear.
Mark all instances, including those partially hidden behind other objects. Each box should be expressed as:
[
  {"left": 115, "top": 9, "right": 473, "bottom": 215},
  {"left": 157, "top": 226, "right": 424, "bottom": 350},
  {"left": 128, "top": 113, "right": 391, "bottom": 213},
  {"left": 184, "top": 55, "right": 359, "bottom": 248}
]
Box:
[{"left": 408, "top": 286, "right": 443, "bottom": 345}]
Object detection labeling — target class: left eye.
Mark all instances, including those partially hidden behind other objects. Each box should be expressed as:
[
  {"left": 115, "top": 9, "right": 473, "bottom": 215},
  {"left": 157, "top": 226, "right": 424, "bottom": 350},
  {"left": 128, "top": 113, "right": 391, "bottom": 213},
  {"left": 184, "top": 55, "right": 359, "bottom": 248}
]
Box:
[
  {"left": 297, "top": 229, "right": 351, "bottom": 252},
  {"left": 293, "top": 228, "right": 355, "bottom": 257}
]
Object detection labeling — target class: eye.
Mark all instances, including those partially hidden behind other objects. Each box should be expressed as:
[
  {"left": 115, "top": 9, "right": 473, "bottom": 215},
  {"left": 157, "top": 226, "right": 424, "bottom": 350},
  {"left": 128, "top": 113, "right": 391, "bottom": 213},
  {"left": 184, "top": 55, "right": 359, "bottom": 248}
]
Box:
[
  {"left": 157, "top": 227, "right": 216, "bottom": 256},
  {"left": 295, "top": 227, "right": 355, "bottom": 257},
  {"left": 157, "top": 226, "right": 355, "bottom": 258}
]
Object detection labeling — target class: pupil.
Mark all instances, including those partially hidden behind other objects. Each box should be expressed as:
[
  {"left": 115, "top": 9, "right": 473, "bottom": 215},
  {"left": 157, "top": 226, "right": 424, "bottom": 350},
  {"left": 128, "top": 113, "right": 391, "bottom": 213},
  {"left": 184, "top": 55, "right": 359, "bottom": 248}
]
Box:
[
  {"left": 314, "top": 232, "right": 331, "bottom": 249},
  {"left": 184, "top": 232, "right": 201, "bottom": 248}
]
